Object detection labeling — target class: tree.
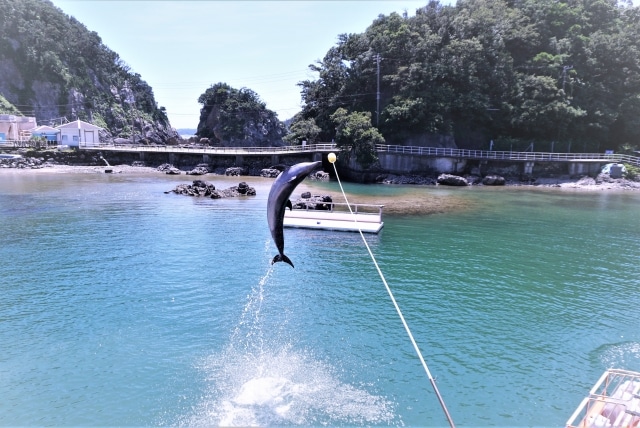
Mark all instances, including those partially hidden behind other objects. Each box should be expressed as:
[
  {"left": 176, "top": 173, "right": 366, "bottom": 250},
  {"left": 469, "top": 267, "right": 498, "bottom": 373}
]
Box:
[
  {"left": 297, "top": 0, "right": 640, "bottom": 153},
  {"left": 282, "top": 114, "right": 321, "bottom": 145},
  {"left": 330, "top": 108, "right": 384, "bottom": 168}
]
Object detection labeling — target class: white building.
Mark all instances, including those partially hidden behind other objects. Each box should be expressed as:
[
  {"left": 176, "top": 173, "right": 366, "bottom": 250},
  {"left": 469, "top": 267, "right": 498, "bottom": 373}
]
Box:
[{"left": 56, "top": 120, "right": 102, "bottom": 147}]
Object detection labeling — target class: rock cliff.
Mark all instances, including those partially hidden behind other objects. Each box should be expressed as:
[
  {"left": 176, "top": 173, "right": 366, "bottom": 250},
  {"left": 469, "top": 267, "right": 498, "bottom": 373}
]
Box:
[{"left": 0, "top": 0, "right": 179, "bottom": 144}]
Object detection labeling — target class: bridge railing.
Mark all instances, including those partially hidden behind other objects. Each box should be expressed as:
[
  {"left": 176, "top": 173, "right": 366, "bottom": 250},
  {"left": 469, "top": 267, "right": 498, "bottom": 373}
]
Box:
[
  {"left": 375, "top": 144, "right": 640, "bottom": 166},
  {"left": 79, "top": 142, "right": 337, "bottom": 154},
  {"left": 73, "top": 141, "right": 640, "bottom": 166}
]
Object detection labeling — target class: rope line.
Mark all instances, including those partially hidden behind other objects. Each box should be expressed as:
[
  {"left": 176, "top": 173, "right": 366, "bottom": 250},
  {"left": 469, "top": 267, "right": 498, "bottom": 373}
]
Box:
[{"left": 330, "top": 161, "right": 455, "bottom": 428}]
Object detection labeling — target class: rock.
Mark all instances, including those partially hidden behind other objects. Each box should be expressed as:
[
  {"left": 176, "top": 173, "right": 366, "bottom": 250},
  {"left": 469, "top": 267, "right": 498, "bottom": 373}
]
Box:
[
  {"left": 236, "top": 181, "right": 256, "bottom": 195},
  {"left": 157, "top": 163, "right": 182, "bottom": 175},
  {"left": 576, "top": 176, "right": 597, "bottom": 186},
  {"left": 292, "top": 194, "right": 333, "bottom": 210},
  {"left": 225, "top": 167, "right": 244, "bottom": 176},
  {"left": 437, "top": 174, "right": 468, "bottom": 186},
  {"left": 260, "top": 168, "right": 280, "bottom": 178},
  {"left": 310, "top": 171, "right": 330, "bottom": 181},
  {"left": 167, "top": 181, "right": 255, "bottom": 198},
  {"left": 187, "top": 166, "right": 209, "bottom": 175},
  {"left": 482, "top": 175, "right": 506, "bottom": 185}
]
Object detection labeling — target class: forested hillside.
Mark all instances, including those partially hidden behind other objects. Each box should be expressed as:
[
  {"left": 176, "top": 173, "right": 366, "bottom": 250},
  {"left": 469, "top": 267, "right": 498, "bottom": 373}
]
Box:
[
  {"left": 0, "top": 0, "right": 178, "bottom": 143},
  {"left": 291, "top": 0, "right": 640, "bottom": 154}
]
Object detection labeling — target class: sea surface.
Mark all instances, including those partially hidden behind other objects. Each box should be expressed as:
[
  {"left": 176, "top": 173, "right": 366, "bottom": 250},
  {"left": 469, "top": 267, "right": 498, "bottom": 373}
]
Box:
[{"left": 0, "top": 170, "right": 639, "bottom": 426}]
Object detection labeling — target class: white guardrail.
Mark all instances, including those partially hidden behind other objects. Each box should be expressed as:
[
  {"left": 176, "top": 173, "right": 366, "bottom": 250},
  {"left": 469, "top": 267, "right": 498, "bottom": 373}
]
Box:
[{"left": 2, "top": 140, "right": 638, "bottom": 166}]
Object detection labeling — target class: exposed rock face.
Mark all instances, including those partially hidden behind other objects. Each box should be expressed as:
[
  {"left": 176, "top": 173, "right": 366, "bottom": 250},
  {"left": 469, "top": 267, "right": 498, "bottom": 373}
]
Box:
[
  {"left": 482, "top": 175, "right": 506, "bottom": 185},
  {"left": 437, "top": 174, "right": 469, "bottom": 186},
  {"left": 167, "top": 180, "right": 256, "bottom": 198},
  {"left": 196, "top": 101, "right": 285, "bottom": 147},
  {"left": 0, "top": 155, "right": 42, "bottom": 169},
  {"left": 0, "top": 0, "right": 179, "bottom": 144},
  {"left": 260, "top": 168, "right": 281, "bottom": 178},
  {"left": 187, "top": 164, "right": 210, "bottom": 175},
  {"left": 157, "top": 163, "right": 181, "bottom": 175},
  {"left": 225, "top": 167, "right": 245, "bottom": 176}
]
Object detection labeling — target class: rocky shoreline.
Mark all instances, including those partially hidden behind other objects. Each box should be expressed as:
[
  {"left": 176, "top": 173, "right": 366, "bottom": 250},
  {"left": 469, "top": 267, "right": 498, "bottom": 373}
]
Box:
[{"left": 2, "top": 151, "right": 639, "bottom": 191}]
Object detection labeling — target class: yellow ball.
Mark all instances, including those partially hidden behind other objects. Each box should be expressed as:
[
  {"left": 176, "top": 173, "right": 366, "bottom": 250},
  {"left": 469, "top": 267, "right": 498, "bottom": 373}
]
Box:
[{"left": 328, "top": 152, "right": 337, "bottom": 163}]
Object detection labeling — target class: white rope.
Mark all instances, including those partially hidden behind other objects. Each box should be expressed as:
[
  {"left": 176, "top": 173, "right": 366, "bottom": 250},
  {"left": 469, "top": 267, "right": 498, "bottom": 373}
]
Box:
[{"left": 330, "top": 161, "right": 455, "bottom": 428}]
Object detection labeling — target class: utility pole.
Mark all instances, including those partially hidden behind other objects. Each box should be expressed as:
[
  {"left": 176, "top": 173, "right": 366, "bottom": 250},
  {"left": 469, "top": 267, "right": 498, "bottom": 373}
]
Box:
[{"left": 376, "top": 53, "right": 381, "bottom": 127}]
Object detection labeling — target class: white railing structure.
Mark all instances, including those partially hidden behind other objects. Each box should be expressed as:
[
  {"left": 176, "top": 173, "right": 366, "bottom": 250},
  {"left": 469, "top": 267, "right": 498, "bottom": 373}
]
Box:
[
  {"left": 78, "top": 142, "right": 337, "bottom": 155},
  {"left": 375, "top": 144, "right": 640, "bottom": 166},
  {"left": 9, "top": 140, "right": 635, "bottom": 167}
]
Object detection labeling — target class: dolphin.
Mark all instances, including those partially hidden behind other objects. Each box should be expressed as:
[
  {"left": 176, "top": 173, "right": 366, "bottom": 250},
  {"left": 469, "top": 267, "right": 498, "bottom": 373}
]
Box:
[{"left": 267, "top": 161, "right": 322, "bottom": 267}]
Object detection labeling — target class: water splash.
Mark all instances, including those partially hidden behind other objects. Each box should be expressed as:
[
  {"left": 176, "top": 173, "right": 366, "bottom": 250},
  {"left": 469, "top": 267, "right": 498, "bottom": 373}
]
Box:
[
  {"left": 596, "top": 341, "right": 640, "bottom": 370},
  {"left": 179, "top": 243, "right": 397, "bottom": 426}
]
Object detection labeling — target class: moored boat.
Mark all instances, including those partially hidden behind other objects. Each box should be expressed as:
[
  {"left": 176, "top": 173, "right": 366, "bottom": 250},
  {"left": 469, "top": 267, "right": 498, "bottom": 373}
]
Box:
[{"left": 284, "top": 202, "right": 384, "bottom": 233}]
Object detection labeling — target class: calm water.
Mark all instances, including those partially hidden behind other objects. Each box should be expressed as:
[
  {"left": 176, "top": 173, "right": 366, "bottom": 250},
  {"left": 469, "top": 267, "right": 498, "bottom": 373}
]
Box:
[{"left": 0, "top": 170, "right": 639, "bottom": 426}]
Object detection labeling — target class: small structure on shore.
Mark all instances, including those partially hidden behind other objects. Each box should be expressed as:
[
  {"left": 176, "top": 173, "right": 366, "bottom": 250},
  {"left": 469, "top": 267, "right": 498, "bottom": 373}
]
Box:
[{"left": 57, "top": 120, "right": 102, "bottom": 147}]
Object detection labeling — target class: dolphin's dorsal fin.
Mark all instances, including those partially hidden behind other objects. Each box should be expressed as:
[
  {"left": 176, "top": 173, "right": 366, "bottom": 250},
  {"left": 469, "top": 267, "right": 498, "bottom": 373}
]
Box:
[{"left": 286, "top": 199, "right": 293, "bottom": 210}]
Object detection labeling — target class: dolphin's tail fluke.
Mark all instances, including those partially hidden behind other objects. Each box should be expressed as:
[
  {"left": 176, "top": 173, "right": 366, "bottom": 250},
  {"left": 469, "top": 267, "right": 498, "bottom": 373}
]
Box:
[{"left": 272, "top": 254, "right": 294, "bottom": 268}]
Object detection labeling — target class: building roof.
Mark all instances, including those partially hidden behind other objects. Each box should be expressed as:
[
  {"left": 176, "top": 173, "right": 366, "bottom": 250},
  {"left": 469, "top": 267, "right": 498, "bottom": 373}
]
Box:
[
  {"left": 56, "top": 120, "right": 102, "bottom": 131},
  {"left": 30, "top": 125, "right": 60, "bottom": 133}
]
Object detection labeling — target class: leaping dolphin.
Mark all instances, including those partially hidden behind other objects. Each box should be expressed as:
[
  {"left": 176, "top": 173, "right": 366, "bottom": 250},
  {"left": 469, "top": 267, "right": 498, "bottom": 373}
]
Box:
[{"left": 267, "top": 161, "right": 322, "bottom": 267}]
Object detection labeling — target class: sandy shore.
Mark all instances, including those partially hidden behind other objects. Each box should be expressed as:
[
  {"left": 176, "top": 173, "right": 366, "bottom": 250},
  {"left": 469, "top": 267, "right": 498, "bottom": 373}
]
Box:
[
  {"left": 0, "top": 164, "right": 163, "bottom": 174},
  {"left": 3, "top": 163, "right": 638, "bottom": 216}
]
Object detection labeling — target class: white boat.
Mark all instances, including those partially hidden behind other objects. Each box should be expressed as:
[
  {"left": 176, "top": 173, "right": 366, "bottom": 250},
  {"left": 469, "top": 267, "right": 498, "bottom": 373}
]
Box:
[
  {"left": 566, "top": 368, "right": 640, "bottom": 428},
  {"left": 284, "top": 202, "right": 384, "bottom": 233}
]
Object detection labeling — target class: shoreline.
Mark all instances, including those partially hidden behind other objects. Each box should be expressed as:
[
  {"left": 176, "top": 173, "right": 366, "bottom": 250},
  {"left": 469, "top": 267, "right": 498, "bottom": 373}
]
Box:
[
  {"left": 2, "top": 163, "right": 639, "bottom": 216},
  {"left": 2, "top": 162, "right": 639, "bottom": 191}
]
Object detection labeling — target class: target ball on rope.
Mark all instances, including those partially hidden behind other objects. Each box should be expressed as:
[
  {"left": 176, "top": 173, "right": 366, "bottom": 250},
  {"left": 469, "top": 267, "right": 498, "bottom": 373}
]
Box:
[{"left": 328, "top": 152, "right": 337, "bottom": 163}]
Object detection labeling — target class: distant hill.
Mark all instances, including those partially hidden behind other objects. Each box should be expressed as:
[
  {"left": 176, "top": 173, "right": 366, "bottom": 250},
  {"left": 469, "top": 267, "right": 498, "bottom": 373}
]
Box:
[{"left": 0, "top": 0, "right": 178, "bottom": 143}]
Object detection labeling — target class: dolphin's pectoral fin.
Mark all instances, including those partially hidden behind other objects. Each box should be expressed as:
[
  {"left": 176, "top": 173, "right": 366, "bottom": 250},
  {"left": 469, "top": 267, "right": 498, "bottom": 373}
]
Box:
[
  {"left": 286, "top": 199, "right": 293, "bottom": 210},
  {"left": 272, "top": 254, "right": 294, "bottom": 268}
]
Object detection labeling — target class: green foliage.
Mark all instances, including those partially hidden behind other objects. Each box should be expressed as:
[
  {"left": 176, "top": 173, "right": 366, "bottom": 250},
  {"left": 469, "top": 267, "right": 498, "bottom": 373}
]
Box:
[
  {"left": 0, "top": 0, "right": 171, "bottom": 139},
  {"left": 330, "top": 108, "right": 384, "bottom": 168},
  {"left": 282, "top": 114, "right": 321, "bottom": 145},
  {"left": 623, "top": 163, "right": 640, "bottom": 180},
  {"left": 0, "top": 94, "right": 21, "bottom": 114},
  {"left": 295, "top": 0, "right": 640, "bottom": 152}
]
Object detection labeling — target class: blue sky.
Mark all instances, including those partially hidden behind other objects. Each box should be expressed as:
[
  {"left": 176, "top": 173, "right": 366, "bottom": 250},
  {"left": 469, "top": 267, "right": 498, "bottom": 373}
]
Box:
[{"left": 51, "top": 1, "right": 444, "bottom": 130}]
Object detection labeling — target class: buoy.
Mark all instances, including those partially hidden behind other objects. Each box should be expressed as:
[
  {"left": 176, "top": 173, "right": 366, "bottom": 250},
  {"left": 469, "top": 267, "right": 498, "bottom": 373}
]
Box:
[{"left": 328, "top": 152, "right": 337, "bottom": 163}]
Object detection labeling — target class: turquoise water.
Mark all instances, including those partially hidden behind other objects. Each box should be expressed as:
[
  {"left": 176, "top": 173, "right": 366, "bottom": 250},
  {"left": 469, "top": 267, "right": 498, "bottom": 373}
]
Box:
[{"left": 0, "top": 171, "right": 639, "bottom": 426}]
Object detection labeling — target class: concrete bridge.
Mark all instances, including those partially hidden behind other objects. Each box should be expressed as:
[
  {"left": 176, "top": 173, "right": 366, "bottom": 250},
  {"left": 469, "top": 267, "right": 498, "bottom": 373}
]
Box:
[
  {"left": 74, "top": 142, "right": 640, "bottom": 176},
  {"left": 374, "top": 144, "right": 640, "bottom": 176}
]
